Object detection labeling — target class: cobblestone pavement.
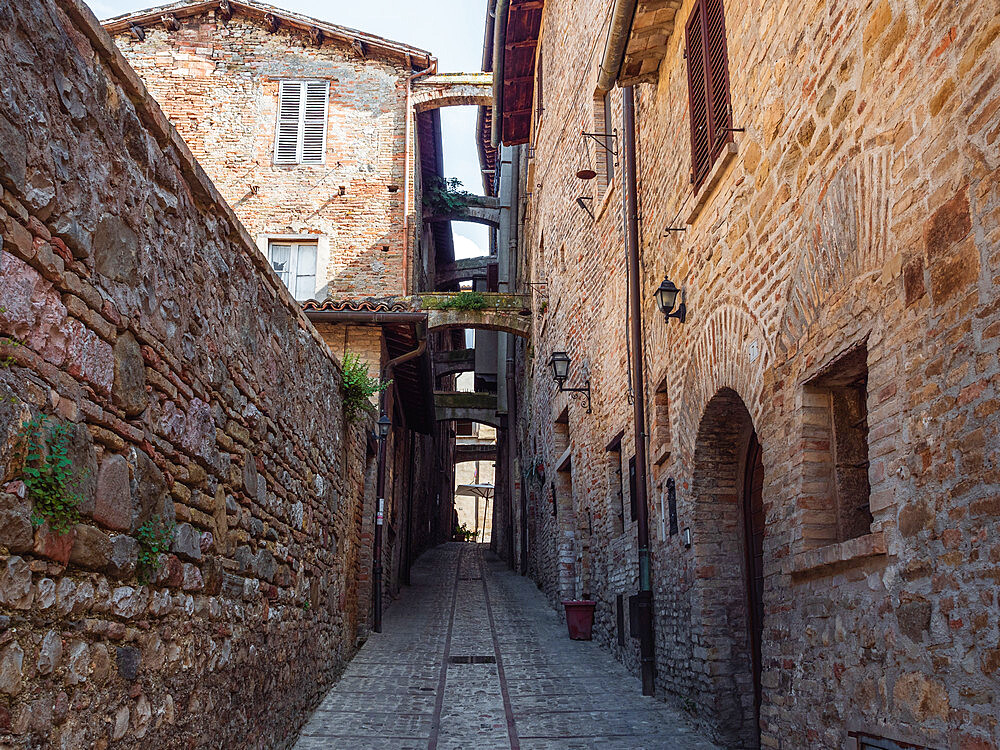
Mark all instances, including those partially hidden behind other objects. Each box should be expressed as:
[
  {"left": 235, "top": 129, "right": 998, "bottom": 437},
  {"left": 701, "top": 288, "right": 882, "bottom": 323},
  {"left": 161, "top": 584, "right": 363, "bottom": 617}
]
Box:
[{"left": 294, "top": 544, "right": 719, "bottom": 750}]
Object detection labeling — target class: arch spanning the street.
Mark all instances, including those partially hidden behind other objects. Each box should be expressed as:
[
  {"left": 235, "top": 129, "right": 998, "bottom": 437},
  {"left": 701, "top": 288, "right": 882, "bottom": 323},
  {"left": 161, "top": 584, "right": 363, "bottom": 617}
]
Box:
[
  {"left": 425, "top": 308, "right": 531, "bottom": 338},
  {"left": 411, "top": 73, "right": 493, "bottom": 113}
]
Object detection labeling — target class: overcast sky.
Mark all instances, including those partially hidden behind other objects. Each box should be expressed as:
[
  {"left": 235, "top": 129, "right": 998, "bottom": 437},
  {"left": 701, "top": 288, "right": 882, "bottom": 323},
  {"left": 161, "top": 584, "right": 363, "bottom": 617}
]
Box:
[{"left": 85, "top": 0, "right": 491, "bottom": 258}]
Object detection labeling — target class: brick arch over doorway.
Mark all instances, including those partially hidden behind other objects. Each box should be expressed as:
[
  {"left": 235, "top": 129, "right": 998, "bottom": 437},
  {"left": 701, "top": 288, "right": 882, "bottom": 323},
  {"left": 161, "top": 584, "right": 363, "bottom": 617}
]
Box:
[
  {"left": 674, "top": 303, "right": 769, "bottom": 463},
  {"left": 690, "top": 387, "right": 763, "bottom": 750}
]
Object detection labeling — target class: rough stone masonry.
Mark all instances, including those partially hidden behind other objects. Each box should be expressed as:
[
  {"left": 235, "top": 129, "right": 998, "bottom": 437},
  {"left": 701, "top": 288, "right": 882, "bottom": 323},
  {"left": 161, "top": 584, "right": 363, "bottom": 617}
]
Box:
[{"left": 0, "top": 0, "right": 376, "bottom": 747}]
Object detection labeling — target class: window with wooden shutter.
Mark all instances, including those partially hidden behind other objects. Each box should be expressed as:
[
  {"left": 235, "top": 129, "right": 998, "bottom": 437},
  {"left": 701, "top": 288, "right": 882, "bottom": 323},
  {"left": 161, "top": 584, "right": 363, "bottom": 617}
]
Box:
[
  {"left": 275, "top": 80, "right": 329, "bottom": 164},
  {"left": 685, "top": 0, "right": 733, "bottom": 190}
]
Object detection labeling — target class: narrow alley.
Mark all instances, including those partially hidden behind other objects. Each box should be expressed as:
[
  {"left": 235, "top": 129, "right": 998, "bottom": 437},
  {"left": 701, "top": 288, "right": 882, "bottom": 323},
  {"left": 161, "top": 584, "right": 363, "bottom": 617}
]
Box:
[{"left": 294, "top": 545, "right": 718, "bottom": 750}]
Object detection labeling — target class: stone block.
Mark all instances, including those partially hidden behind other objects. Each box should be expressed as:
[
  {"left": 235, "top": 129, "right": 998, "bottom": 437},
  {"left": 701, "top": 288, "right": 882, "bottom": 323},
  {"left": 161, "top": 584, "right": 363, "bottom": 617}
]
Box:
[
  {"left": 35, "top": 630, "right": 62, "bottom": 676},
  {"left": 129, "top": 448, "right": 167, "bottom": 533},
  {"left": 181, "top": 563, "right": 203, "bottom": 591},
  {"left": 93, "top": 215, "right": 139, "bottom": 284},
  {"left": 254, "top": 548, "right": 277, "bottom": 583},
  {"left": 0, "top": 113, "right": 26, "bottom": 191},
  {"left": 107, "top": 534, "right": 139, "bottom": 579},
  {"left": 0, "top": 642, "right": 24, "bottom": 696},
  {"left": 33, "top": 523, "right": 75, "bottom": 566},
  {"left": 69, "top": 524, "right": 112, "bottom": 570},
  {"left": 171, "top": 522, "right": 201, "bottom": 562},
  {"left": 0, "top": 492, "right": 34, "bottom": 553},
  {"left": 93, "top": 454, "right": 131, "bottom": 531},
  {"left": 115, "top": 646, "right": 140, "bottom": 682},
  {"left": 112, "top": 331, "right": 147, "bottom": 417},
  {"left": 67, "top": 423, "right": 98, "bottom": 517},
  {"left": 0, "top": 556, "right": 33, "bottom": 609}
]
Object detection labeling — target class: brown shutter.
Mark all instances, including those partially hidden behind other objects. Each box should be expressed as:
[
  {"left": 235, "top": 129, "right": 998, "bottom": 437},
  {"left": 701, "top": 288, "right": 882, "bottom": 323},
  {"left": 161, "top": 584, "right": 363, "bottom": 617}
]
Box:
[
  {"left": 687, "top": 0, "right": 732, "bottom": 190},
  {"left": 704, "top": 0, "right": 733, "bottom": 161},
  {"left": 685, "top": 2, "right": 711, "bottom": 189}
]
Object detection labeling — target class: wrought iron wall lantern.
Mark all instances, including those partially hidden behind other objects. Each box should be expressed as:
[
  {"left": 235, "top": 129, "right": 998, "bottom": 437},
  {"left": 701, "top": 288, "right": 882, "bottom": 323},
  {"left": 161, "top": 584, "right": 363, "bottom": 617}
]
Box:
[
  {"left": 655, "top": 277, "right": 687, "bottom": 324},
  {"left": 548, "top": 351, "right": 592, "bottom": 413}
]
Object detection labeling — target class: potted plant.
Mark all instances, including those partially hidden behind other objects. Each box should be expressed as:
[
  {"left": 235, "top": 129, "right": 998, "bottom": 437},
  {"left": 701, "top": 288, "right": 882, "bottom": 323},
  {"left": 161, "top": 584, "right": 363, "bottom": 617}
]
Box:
[{"left": 561, "top": 598, "right": 597, "bottom": 640}]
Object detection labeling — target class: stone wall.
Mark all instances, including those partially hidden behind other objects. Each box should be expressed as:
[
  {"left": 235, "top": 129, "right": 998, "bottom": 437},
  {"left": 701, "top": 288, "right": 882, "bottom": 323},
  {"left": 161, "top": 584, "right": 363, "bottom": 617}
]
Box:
[
  {"left": 110, "top": 8, "right": 414, "bottom": 301},
  {"left": 513, "top": 0, "right": 1000, "bottom": 747},
  {"left": 0, "top": 0, "right": 374, "bottom": 746}
]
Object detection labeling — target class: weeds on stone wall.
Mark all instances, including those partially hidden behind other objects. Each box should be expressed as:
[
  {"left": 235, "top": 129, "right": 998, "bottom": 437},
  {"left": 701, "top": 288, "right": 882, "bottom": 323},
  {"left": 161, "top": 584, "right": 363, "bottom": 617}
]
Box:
[
  {"left": 438, "top": 291, "right": 488, "bottom": 311},
  {"left": 21, "top": 415, "right": 84, "bottom": 534},
  {"left": 422, "top": 176, "right": 477, "bottom": 216},
  {"left": 0, "top": 308, "right": 23, "bottom": 367},
  {"left": 341, "top": 351, "right": 391, "bottom": 422},
  {"left": 136, "top": 515, "right": 176, "bottom": 584}
]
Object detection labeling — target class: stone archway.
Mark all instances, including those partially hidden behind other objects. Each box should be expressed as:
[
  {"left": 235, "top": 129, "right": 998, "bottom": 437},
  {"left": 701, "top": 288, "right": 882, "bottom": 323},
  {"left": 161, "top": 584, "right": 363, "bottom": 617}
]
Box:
[
  {"left": 410, "top": 73, "right": 493, "bottom": 113},
  {"left": 691, "top": 387, "right": 763, "bottom": 750}
]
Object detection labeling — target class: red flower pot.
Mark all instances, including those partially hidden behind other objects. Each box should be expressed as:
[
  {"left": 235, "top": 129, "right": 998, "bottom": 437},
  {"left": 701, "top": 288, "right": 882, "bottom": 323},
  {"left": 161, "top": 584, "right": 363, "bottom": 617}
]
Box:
[{"left": 561, "top": 600, "right": 596, "bottom": 640}]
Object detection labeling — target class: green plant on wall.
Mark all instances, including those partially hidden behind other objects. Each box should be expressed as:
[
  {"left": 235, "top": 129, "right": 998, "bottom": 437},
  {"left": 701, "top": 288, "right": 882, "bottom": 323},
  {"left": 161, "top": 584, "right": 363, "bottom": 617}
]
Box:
[
  {"left": 341, "top": 351, "right": 391, "bottom": 422},
  {"left": 0, "top": 328, "right": 22, "bottom": 368},
  {"left": 136, "top": 515, "right": 176, "bottom": 584},
  {"left": 422, "top": 176, "right": 478, "bottom": 216},
  {"left": 21, "top": 415, "right": 84, "bottom": 534},
  {"left": 439, "top": 291, "right": 488, "bottom": 311}
]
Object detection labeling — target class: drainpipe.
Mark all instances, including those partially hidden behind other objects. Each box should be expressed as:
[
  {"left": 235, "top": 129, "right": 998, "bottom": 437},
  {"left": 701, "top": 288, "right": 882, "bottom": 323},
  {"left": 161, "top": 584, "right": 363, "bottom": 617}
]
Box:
[
  {"left": 623, "top": 85, "right": 656, "bottom": 697},
  {"left": 403, "top": 57, "right": 438, "bottom": 294},
  {"left": 598, "top": 0, "right": 638, "bottom": 92},
  {"left": 491, "top": 0, "right": 509, "bottom": 147}
]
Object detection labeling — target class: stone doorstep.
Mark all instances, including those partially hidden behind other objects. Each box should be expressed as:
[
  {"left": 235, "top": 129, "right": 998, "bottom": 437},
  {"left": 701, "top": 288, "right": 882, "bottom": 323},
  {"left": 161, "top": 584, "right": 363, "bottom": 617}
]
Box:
[{"left": 783, "top": 531, "right": 887, "bottom": 579}]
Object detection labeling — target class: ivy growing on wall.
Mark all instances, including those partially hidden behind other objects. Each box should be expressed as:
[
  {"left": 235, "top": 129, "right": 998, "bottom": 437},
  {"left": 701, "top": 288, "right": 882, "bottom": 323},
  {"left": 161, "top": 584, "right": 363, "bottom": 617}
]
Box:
[
  {"left": 136, "top": 515, "right": 176, "bottom": 584},
  {"left": 21, "top": 416, "right": 84, "bottom": 534},
  {"left": 341, "top": 351, "right": 391, "bottom": 422},
  {"left": 422, "top": 176, "right": 478, "bottom": 216}
]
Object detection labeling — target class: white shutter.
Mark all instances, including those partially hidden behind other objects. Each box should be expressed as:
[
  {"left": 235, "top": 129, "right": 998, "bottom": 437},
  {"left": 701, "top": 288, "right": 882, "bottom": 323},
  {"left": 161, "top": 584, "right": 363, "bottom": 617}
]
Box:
[
  {"left": 294, "top": 243, "right": 318, "bottom": 299},
  {"left": 276, "top": 81, "right": 303, "bottom": 163},
  {"left": 301, "top": 81, "right": 329, "bottom": 164}
]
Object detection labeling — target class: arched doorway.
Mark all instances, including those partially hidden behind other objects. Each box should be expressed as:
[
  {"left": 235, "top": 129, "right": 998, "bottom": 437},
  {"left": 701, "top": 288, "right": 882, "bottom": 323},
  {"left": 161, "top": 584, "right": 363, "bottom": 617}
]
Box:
[{"left": 691, "top": 388, "right": 764, "bottom": 750}]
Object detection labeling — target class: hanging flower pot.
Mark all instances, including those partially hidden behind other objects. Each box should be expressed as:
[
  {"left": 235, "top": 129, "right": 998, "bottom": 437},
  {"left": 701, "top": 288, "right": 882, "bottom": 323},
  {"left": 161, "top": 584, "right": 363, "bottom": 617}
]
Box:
[{"left": 561, "top": 600, "right": 596, "bottom": 640}]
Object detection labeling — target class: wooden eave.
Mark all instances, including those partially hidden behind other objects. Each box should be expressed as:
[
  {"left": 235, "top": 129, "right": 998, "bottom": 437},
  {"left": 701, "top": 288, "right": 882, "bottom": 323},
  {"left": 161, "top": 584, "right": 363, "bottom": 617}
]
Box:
[
  {"left": 101, "top": 0, "right": 434, "bottom": 68},
  {"left": 500, "top": 0, "right": 544, "bottom": 145}
]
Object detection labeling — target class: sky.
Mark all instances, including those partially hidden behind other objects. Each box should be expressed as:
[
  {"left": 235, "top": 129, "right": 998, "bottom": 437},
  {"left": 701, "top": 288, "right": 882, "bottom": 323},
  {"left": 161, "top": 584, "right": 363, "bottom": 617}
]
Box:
[{"left": 85, "top": 0, "right": 491, "bottom": 259}]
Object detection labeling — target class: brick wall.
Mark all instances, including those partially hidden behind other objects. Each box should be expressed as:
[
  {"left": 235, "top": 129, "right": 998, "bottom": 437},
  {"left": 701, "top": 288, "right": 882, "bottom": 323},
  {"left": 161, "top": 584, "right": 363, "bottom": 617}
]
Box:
[
  {"left": 111, "top": 9, "right": 413, "bottom": 300},
  {"left": 0, "top": 1, "right": 377, "bottom": 746},
  {"left": 513, "top": 0, "right": 1000, "bottom": 747}
]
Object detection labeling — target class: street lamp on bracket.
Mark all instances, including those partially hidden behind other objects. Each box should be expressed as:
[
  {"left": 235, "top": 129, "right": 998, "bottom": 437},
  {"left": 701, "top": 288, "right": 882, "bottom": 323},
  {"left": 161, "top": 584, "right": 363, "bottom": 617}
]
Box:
[
  {"left": 655, "top": 277, "right": 687, "bottom": 324},
  {"left": 547, "top": 350, "right": 592, "bottom": 414}
]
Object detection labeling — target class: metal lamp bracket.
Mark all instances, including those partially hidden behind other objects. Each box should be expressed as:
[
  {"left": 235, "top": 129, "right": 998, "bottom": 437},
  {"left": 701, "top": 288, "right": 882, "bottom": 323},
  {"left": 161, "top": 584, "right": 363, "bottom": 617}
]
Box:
[
  {"left": 581, "top": 129, "right": 619, "bottom": 166},
  {"left": 558, "top": 379, "right": 593, "bottom": 414}
]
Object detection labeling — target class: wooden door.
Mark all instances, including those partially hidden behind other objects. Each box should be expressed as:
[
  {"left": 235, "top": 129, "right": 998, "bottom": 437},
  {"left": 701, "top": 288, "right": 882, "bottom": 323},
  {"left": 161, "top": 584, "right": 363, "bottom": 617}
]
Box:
[{"left": 742, "top": 431, "right": 765, "bottom": 727}]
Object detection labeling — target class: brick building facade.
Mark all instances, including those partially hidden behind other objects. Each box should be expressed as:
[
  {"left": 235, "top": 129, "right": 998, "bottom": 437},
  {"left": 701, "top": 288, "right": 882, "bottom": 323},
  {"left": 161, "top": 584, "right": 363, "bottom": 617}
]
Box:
[{"left": 490, "top": 0, "right": 1000, "bottom": 747}]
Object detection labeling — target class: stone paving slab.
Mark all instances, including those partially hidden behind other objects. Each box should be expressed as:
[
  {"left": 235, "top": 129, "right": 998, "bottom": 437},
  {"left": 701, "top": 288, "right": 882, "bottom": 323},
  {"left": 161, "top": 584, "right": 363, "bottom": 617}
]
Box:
[{"left": 293, "top": 544, "right": 719, "bottom": 750}]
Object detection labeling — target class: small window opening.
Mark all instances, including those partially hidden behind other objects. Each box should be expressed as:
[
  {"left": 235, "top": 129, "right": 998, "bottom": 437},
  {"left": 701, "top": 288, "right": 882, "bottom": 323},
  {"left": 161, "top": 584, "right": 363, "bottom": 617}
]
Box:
[
  {"left": 629, "top": 455, "right": 638, "bottom": 523},
  {"left": 802, "top": 344, "right": 872, "bottom": 546},
  {"left": 652, "top": 377, "right": 671, "bottom": 465},
  {"left": 606, "top": 431, "right": 625, "bottom": 535}
]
